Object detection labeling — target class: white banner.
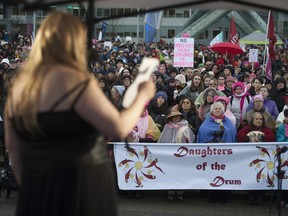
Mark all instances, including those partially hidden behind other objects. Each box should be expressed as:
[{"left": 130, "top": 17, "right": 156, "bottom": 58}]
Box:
[
  {"left": 113, "top": 143, "right": 288, "bottom": 190},
  {"left": 173, "top": 38, "right": 194, "bottom": 67}
]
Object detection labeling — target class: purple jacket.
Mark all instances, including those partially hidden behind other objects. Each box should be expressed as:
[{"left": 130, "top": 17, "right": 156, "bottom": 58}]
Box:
[{"left": 246, "top": 98, "right": 279, "bottom": 119}]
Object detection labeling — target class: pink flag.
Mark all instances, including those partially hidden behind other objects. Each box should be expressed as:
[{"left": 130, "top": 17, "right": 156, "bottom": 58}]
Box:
[
  {"left": 265, "top": 55, "right": 272, "bottom": 80},
  {"left": 229, "top": 15, "right": 239, "bottom": 44}
]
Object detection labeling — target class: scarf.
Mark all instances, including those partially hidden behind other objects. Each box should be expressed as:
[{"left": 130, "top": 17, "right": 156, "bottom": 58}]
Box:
[{"left": 233, "top": 91, "right": 249, "bottom": 121}]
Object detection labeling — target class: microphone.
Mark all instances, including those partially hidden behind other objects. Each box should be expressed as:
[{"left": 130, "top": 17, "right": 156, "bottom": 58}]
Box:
[{"left": 276, "top": 146, "right": 288, "bottom": 156}]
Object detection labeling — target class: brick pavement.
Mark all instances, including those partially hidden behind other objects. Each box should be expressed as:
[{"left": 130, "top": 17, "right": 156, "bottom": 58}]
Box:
[{"left": 1, "top": 190, "right": 288, "bottom": 216}]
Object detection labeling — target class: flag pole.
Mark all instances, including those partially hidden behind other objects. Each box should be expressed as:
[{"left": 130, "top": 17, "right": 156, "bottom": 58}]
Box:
[{"left": 263, "top": 11, "right": 271, "bottom": 71}]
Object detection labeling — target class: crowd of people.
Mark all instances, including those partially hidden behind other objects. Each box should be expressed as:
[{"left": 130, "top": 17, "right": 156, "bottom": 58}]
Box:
[
  {"left": 86, "top": 40, "right": 288, "bottom": 145},
  {"left": 1, "top": 27, "right": 288, "bottom": 206}
]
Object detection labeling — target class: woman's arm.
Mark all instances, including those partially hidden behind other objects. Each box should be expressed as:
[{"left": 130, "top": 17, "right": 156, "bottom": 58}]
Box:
[
  {"left": 4, "top": 106, "right": 23, "bottom": 184},
  {"left": 76, "top": 78, "right": 156, "bottom": 140}
]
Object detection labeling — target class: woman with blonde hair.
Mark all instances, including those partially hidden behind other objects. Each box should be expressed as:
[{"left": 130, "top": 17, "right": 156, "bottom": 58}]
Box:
[{"left": 4, "top": 11, "right": 155, "bottom": 216}]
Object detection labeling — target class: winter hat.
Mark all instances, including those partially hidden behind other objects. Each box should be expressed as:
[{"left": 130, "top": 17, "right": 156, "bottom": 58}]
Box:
[
  {"left": 226, "top": 75, "right": 235, "bottom": 83},
  {"left": 233, "top": 81, "right": 245, "bottom": 91},
  {"left": 169, "top": 67, "right": 178, "bottom": 74},
  {"left": 1, "top": 58, "right": 9, "bottom": 65},
  {"left": 175, "top": 74, "right": 186, "bottom": 84},
  {"left": 214, "top": 95, "right": 230, "bottom": 105},
  {"left": 113, "top": 85, "right": 125, "bottom": 96},
  {"left": 155, "top": 91, "right": 168, "bottom": 101},
  {"left": 252, "top": 94, "right": 264, "bottom": 103},
  {"left": 249, "top": 73, "right": 257, "bottom": 79}
]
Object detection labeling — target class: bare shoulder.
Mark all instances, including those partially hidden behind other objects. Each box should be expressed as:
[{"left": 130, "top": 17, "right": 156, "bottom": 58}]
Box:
[{"left": 44, "top": 65, "right": 89, "bottom": 89}]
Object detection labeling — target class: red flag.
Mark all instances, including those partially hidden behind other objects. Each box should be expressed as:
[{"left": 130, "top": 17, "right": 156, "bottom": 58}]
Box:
[
  {"left": 229, "top": 15, "right": 239, "bottom": 44},
  {"left": 265, "top": 55, "right": 272, "bottom": 80},
  {"left": 267, "top": 11, "right": 277, "bottom": 60}
]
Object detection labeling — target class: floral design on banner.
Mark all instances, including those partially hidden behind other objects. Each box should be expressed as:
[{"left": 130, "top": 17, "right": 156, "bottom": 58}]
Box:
[
  {"left": 118, "top": 146, "right": 165, "bottom": 187},
  {"left": 249, "top": 145, "right": 288, "bottom": 187}
]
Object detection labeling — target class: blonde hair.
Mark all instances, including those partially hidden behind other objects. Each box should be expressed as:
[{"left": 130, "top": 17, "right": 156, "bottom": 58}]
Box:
[{"left": 11, "top": 11, "right": 88, "bottom": 134}]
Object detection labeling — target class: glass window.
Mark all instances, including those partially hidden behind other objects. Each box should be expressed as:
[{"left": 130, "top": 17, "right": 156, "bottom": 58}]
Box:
[
  {"left": 168, "top": 9, "right": 175, "bottom": 17},
  {"left": 111, "top": 8, "right": 117, "bottom": 16},
  {"left": 163, "top": 10, "right": 168, "bottom": 18},
  {"left": 168, "top": 29, "right": 175, "bottom": 38},
  {"left": 125, "top": 8, "right": 131, "bottom": 14},
  {"left": 97, "top": 8, "right": 103, "bottom": 17},
  {"left": 183, "top": 10, "right": 190, "bottom": 18},
  {"left": 213, "top": 30, "right": 221, "bottom": 38},
  {"left": 118, "top": 8, "right": 124, "bottom": 15},
  {"left": 103, "top": 9, "right": 110, "bottom": 16}
]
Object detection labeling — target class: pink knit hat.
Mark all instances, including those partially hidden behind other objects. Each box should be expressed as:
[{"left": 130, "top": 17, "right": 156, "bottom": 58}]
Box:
[
  {"left": 252, "top": 94, "right": 264, "bottom": 103},
  {"left": 214, "top": 95, "right": 230, "bottom": 105},
  {"left": 249, "top": 73, "right": 257, "bottom": 79},
  {"left": 233, "top": 81, "right": 245, "bottom": 91}
]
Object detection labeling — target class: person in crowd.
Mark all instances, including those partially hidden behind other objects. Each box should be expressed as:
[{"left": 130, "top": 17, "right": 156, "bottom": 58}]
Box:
[
  {"left": 203, "top": 75, "right": 212, "bottom": 89},
  {"left": 97, "top": 77, "right": 112, "bottom": 99},
  {"left": 227, "top": 81, "right": 251, "bottom": 128},
  {"left": 106, "top": 67, "right": 117, "bottom": 88},
  {"left": 238, "top": 112, "right": 275, "bottom": 142},
  {"left": 127, "top": 103, "right": 161, "bottom": 143},
  {"left": 121, "top": 74, "right": 132, "bottom": 91},
  {"left": 195, "top": 85, "right": 226, "bottom": 107},
  {"left": 208, "top": 78, "right": 218, "bottom": 88},
  {"left": 217, "top": 73, "right": 226, "bottom": 91},
  {"left": 179, "top": 72, "right": 203, "bottom": 102},
  {"left": 214, "top": 95, "right": 236, "bottom": 126},
  {"left": 185, "top": 67, "right": 193, "bottom": 85},
  {"left": 237, "top": 112, "right": 275, "bottom": 206},
  {"left": 242, "top": 94, "right": 276, "bottom": 131},
  {"left": 222, "top": 75, "right": 235, "bottom": 97},
  {"left": 276, "top": 109, "right": 288, "bottom": 142},
  {"left": 248, "top": 77, "right": 263, "bottom": 97},
  {"left": 148, "top": 91, "right": 169, "bottom": 131},
  {"left": 158, "top": 106, "right": 195, "bottom": 202},
  {"left": 246, "top": 86, "right": 279, "bottom": 119},
  {"left": 197, "top": 87, "right": 218, "bottom": 122},
  {"left": 270, "top": 77, "right": 288, "bottom": 113},
  {"left": 177, "top": 96, "right": 201, "bottom": 138},
  {"left": 197, "top": 101, "right": 237, "bottom": 143},
  {"left": 211, "top": 63, "right": 220, "bottom": 78},
  {"left": 4, "top": 11, "right": 156, "bottom": 216},
  {"left": 111, "top": 85, "right": 125, "bottom": 110}
]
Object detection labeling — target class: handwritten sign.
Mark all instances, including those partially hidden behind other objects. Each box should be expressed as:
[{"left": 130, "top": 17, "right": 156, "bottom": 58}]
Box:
[
  {"left": 173, "top": 38, "right": 194, "bottom": 67},
  {"left": 249, "top": 49, "right": 258, "bottom": 63}
]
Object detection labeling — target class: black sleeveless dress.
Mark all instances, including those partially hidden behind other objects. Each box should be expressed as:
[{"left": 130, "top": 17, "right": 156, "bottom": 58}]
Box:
[{"left": 11, "top": 80, "right": 117, "bottom": 216}]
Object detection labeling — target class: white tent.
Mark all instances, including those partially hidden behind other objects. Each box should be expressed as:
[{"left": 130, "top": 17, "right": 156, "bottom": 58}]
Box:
[{"left": 239, "top": 30, "right": 284, "bottom": 45}]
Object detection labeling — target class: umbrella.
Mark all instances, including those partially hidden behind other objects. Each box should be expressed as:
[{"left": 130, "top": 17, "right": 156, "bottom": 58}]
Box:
[
  {"left": 239, "top": 30, "right": 284, "bottom": 45},
  {"left": 210, "top": 42, "right": 244, "bottom": 55}
]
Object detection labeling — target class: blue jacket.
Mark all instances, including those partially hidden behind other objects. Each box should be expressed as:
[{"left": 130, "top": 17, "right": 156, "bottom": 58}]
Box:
[
  {"left": 276, "top": 124, "right": 288, "bottom": 142},
  {"left": 197, "top": 115, "right": 237, "bottom": 143}
]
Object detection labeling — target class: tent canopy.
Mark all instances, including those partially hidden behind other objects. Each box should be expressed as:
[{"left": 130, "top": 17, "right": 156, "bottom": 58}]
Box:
[
  {"left": 3, "top": 0, "right": 288, "bottom": 14},
  {"left": 239, "top": 30, "right": 284, "bottom": 45}
]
